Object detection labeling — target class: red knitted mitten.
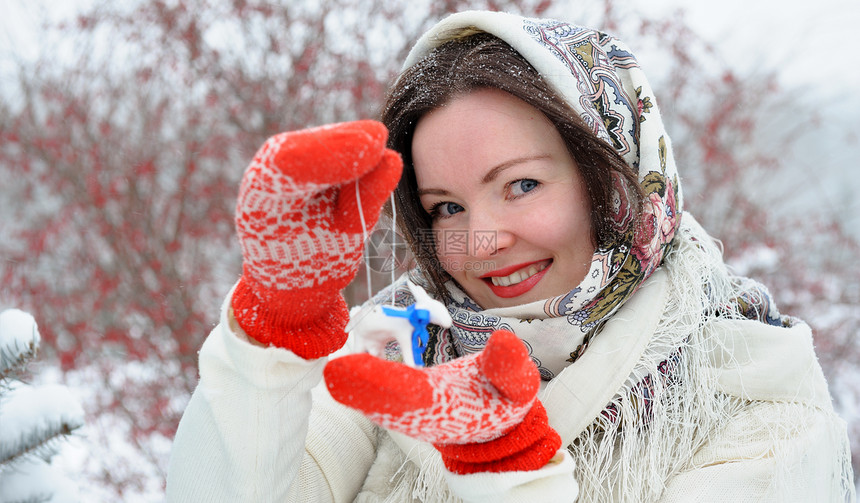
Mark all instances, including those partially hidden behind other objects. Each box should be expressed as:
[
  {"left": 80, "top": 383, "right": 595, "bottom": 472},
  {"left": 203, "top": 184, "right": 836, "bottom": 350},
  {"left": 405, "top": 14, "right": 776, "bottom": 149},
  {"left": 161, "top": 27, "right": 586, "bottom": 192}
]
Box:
[
  {"left": 232, "top": 120, "right": 402, "bottom": 358},
  {"left": 324, "top": 330, "right": 562, "bottom": 474}
]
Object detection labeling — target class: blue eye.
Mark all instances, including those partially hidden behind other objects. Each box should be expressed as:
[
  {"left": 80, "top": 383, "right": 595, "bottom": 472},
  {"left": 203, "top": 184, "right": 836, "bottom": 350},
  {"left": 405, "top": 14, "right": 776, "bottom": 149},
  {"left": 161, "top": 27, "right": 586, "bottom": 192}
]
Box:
[
  {"left": 510, "top": 179, "right": 540, "bottom": 197},
  {"left": 430, "top": 201, "right": 464, "bottom": 219}
]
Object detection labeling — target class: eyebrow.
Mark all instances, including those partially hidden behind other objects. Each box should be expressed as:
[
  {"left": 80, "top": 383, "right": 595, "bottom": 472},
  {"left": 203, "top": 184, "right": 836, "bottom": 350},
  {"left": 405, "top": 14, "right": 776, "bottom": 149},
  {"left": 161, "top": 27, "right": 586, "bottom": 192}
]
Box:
[
  {"left": 417, "top": 154, "right": 550, "bottom": 197},
  {"left": 481, "top": 154, "right": 550, "bottom": 184}
]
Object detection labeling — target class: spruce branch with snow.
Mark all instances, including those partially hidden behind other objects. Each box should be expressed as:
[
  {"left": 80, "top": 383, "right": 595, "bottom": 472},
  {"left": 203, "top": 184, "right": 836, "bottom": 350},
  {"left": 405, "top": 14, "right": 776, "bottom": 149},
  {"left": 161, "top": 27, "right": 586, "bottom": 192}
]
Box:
[
  {"left": 0, "top": 309, "right": 39, "bottom": 383},
  {"left": 0, "top": 309, "right": 84, "bottom": 503}
]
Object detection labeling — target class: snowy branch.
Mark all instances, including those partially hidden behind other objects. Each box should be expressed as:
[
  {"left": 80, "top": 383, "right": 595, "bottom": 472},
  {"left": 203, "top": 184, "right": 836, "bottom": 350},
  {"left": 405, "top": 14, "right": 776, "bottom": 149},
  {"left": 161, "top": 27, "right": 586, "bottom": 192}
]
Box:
[
  {"left": 0, "top": 310, "right": 40, "bottom": 379},
  {"left": 0, "top": 456, "right": 79, "bottom": 503},
  {"left": 0, "top": 383, "right": 85, "bottom": 468}
]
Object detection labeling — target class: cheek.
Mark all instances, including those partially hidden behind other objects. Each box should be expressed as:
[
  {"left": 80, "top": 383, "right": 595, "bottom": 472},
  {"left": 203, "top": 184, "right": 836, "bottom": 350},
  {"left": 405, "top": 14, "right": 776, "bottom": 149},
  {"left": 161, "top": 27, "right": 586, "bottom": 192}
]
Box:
[
  {"left": 553, "top": 191, "right": 594, "bottom": 245},
  {"left": 531, "top": 210, "right": 593, "bottom": 255},
  {"left": 435, "top": 249, "right": 468, "bottom": 280},
  {"left": 519, "top": 212, "right": 568, "bottom": 245},
  {"left": 433, "top": 230, "right": 468, "bottom": 276}
]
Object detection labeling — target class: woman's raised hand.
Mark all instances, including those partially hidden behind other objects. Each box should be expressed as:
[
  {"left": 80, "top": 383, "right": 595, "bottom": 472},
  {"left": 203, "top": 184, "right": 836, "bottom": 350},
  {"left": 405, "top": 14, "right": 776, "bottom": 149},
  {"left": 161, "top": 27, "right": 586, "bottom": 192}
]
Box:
[
  {"left": 324, "top": 330, "right": 561, "bottom": 474},
  {"left": 231, "top": 121, "right": 402, "bottom": 358}
]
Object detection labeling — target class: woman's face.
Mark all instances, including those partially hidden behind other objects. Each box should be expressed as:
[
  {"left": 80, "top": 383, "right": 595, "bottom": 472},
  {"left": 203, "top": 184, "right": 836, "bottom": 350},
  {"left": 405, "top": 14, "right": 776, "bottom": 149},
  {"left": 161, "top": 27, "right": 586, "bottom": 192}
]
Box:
[{"left": 412, "top": 88, "right": 595, "bottom": 309}]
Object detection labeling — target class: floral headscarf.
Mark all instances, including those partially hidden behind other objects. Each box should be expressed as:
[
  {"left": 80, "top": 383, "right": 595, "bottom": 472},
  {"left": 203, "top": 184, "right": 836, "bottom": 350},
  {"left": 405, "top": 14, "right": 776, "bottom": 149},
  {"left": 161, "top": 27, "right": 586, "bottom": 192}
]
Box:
[{"left": 393, "top": 11, "right": 683, "bottom": 378}]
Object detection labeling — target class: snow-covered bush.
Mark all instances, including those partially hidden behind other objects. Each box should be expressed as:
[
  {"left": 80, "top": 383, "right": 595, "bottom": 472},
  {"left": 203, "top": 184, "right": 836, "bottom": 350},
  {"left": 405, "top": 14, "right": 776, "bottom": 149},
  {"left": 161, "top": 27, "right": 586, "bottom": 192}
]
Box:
[{"left": 0, "top": 309, "right": 84, "bottom": 503}]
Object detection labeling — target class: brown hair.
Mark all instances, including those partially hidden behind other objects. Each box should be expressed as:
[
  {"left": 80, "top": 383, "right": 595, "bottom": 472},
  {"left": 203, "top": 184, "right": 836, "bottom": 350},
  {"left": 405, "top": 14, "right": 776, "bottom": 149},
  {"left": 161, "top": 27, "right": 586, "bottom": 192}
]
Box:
[{"left": 380, "top": 31, "right": 643, "bottom": 301}]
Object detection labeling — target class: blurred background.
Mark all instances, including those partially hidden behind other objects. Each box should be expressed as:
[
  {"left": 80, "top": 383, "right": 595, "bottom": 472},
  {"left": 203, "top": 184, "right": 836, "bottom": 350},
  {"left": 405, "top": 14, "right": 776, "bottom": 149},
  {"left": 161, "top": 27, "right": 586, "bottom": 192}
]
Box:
[{"left": 0, "top": 0, "right": 857, "bottom": 500}]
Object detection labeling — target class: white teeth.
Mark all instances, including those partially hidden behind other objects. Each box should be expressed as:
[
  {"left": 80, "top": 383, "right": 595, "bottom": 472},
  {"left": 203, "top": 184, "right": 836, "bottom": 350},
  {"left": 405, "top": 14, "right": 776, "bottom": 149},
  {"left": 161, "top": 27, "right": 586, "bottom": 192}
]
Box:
[{"left": 490, "top": 263, "right": 547, "bottom": 287}]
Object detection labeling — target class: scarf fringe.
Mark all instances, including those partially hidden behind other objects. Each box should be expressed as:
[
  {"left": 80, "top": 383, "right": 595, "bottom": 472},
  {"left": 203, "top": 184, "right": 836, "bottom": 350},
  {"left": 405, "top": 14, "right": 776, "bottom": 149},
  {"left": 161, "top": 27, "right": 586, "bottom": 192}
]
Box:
[
  {"left": 567, "top": 219, "right": 737, "bottom": 501},
  {"left": 570, "top": 218, "right": 854, "bottom": 502}
]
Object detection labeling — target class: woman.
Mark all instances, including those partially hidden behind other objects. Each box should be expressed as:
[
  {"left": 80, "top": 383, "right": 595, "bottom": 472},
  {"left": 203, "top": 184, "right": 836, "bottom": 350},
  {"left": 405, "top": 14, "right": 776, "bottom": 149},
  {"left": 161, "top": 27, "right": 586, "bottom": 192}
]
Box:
[{"left": 166, "top": 11, "right": 854, "bottom": 502}]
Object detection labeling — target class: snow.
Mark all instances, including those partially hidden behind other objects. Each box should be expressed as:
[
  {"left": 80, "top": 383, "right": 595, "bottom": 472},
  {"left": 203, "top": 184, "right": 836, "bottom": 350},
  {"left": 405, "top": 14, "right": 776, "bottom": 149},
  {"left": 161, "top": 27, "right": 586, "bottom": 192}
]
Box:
[
  {"left": 34, "top": 363, "right": 175, "bottom": 502},
  {"left": 0, "top": 308, "right": 41, "bottom": 368},
  {"left": 0, "top": 456, "right": 80, "bottom": 503},
  {"left": 0, "top": 309, "right": 86, "bottom": 502},
  {"left": 725, "top": 246, "right": 780, "bottom": 277},
  {"left": 0, "top": 382, "right": 85, "bottom": 460}
]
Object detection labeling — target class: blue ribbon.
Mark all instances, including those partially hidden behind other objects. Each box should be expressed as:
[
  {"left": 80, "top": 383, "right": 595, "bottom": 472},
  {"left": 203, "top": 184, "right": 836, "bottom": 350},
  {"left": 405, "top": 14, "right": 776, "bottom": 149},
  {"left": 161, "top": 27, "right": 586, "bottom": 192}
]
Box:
[{"left": 381, "top": 305, "right": 430, "bottom": 366}]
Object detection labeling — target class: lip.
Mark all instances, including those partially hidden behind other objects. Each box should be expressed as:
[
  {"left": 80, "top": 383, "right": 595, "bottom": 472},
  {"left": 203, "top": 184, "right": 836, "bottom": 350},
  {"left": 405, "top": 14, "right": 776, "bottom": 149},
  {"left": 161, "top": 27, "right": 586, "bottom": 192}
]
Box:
[
  {"left": 479, "top": 259, "right": 549, "bottom": 279},
  {"left": 480, "top": 259, "right": 552, "bottom": 299}
]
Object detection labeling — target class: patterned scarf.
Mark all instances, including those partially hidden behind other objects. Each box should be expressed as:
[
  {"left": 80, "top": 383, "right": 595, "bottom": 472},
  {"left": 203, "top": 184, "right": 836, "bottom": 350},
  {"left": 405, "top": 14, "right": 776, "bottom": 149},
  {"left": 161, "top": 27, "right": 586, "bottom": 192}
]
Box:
[{"left": 392, "top": 12, "right": 682, "bottom": 377}]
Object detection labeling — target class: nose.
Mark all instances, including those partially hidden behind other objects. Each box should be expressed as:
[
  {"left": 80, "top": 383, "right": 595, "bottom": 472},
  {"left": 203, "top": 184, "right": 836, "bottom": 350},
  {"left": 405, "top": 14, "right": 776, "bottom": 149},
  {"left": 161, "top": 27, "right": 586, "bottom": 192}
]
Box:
[{"left": 467, "top": 210, "right": 515, "bottom": 259}]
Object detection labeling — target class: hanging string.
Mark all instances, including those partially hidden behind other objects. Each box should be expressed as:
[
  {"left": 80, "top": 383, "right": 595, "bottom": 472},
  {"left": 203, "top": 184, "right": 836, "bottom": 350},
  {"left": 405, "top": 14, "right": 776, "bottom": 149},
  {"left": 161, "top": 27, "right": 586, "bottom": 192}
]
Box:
[
  {"left": 389, "top": 192, "right": 396, "bottom": 306},
  {"left": 354, "top": 180, "right": 373, "bottom": 302}
]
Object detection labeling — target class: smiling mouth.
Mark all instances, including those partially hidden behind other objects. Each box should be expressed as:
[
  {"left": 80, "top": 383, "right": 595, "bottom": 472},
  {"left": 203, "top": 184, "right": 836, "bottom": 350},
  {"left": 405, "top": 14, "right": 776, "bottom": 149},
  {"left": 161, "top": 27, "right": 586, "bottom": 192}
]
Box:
[
  {"left": 488, "top": 261, "right": 550, "bottom": 287},
  {"left": 480, "top": 259, "right": 552, "bottom": 299}
]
